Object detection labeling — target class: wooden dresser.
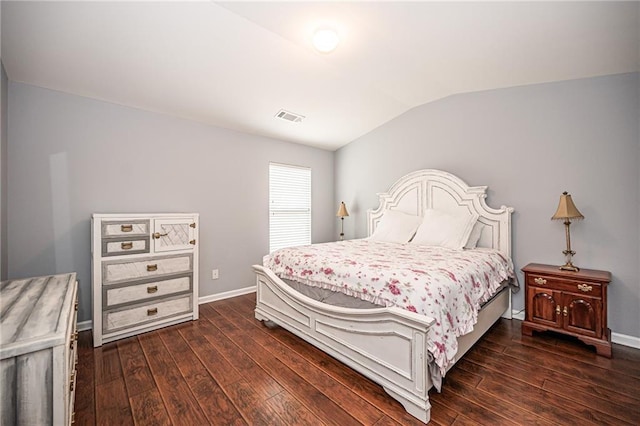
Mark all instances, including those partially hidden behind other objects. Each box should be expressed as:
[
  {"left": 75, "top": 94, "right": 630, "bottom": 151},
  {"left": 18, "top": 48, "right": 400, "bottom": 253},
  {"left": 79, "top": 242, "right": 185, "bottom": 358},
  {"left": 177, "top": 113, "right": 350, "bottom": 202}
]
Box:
[
  {"left": 522, "top": 263, "right": 611, "bottom": 357},
  {"left": 92, "top": 213, "right": 199, "bottom": 347},
  {"left": 1, "top": 273, "right": 78, "bottom": 425}
]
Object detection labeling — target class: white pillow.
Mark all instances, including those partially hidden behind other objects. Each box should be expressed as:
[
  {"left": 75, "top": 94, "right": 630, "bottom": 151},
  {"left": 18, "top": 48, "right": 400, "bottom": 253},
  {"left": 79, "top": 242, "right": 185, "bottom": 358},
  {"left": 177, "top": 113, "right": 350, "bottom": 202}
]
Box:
[
  {"left": 370, "top": 210, "right": 422, "bottom": 243},
  {"left": 464, "top": 222, "right": 485, "bottom": 250},
  {"left": 411, "top": 209, "right": 478, "bottom": 250}
]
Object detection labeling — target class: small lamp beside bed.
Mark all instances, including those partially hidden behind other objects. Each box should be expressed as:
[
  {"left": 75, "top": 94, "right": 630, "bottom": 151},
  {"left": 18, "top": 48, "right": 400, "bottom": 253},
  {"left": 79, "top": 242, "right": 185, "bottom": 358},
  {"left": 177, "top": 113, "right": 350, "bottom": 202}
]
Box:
[
  {"left": 336, "top": 201, "right": 349, "bottom": 240},
  {"left": 552, "top": 191, "right": 584, "bottom": 272}
]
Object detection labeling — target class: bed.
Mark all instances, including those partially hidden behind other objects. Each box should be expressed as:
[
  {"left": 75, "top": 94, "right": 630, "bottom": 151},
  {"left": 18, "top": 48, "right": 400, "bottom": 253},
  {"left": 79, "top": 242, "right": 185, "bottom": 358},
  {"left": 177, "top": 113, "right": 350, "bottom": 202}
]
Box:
[{"left": 253, "top": 169, "right": 514, "bottom": 423}]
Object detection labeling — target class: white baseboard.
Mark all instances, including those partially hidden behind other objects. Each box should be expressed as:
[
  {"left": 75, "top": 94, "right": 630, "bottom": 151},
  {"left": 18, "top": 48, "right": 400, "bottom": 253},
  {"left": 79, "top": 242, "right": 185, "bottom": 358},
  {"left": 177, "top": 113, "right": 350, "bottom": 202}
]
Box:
[
  {"left": 78, "top": 319, "right": 93, "bottom": 332},
  {"left": 198, "top": 285, "right": 256, "bottom": 304},
  {"left": 75, "top": 286, "right": 257, "bottom": 332},
  {"left": 75, "top": 295, "right": 640, "bottom": 349},
  {"left": 509, "top": 309, "right": 640, "bottom": 350},
  {"left": 612, "top": 332, "right": 640, "bottom": 349}
]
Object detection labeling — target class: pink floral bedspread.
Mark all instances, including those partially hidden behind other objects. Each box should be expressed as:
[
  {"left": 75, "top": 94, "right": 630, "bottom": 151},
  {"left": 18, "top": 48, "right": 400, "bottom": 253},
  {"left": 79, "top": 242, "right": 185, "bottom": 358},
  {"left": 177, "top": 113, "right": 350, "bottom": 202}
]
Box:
[{"left": 264, "top": 239, "right": 514, "bottom": 376}]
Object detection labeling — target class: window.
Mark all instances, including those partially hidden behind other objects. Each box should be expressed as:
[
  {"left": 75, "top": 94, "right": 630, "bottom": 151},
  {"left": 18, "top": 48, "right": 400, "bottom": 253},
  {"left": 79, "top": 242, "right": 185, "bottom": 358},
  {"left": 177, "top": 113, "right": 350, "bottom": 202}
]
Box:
[{"left": 269, "top": 163, "right": 311, "bottom": 253}]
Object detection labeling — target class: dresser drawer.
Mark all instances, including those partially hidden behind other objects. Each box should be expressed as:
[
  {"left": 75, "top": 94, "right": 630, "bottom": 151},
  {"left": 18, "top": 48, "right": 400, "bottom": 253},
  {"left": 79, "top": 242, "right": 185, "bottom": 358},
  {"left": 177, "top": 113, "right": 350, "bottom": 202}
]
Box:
[
  {"left": 102, "top": 220, "right": 149, "bottom": 237},
  {"left": 103, "top": 254, "right": 192, "bottom": 285},
  {"left": 103, "top": 295, "right": 192, "bottom": 333},
  {"left": 105, "top": 275, "right": 191, "bottom": 307},
  {"left": 102, "top": 237, "right": 150, "bottom": 257},
  {"left": 527, "top": 274, "right": 603, "bottom": 297}
]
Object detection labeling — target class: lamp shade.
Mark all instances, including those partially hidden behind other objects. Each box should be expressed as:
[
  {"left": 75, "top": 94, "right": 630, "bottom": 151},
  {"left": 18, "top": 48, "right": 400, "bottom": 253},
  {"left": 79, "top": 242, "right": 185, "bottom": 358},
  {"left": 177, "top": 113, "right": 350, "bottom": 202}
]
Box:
[
  {"left": 551, "top": 192, "right": 584, "bottom": 220},
  {"left": 336, "top": 202, "right": 349, "bottom": 218}
]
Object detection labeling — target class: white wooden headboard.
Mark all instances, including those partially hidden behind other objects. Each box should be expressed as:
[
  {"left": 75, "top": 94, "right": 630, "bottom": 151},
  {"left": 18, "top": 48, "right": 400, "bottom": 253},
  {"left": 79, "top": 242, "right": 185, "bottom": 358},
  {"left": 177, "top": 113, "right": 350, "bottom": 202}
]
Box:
[{"left": 367, "top": 169, "right": 514, "bottom": 257}]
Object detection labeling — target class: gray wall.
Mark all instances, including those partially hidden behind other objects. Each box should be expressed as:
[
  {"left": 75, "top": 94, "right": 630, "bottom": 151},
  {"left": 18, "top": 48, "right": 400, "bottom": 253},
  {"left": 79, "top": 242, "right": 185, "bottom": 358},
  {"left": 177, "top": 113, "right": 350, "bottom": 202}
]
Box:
[
  {"left": 7, "top": 82, "right": 335, "bottom": 323},
  {"left": 335, "top": 73, "right": 640, "bottom": 339},
  {"left": 1, "top": 62, "right": 7, "bottom": 280}
]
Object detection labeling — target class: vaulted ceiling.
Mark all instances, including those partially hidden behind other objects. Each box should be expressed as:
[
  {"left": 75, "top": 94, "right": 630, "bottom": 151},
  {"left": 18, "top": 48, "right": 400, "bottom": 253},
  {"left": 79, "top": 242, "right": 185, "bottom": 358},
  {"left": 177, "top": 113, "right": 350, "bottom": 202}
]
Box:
[{"left": 2, "top": 1, "right": 638, "bottom": 150}]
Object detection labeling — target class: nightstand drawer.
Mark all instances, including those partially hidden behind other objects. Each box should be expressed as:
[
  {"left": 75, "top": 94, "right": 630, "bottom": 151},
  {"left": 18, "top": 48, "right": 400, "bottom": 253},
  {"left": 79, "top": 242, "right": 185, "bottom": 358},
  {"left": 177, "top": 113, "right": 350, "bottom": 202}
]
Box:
[{"left": 526, "top": 274, "right": 602, "bottom": 297}]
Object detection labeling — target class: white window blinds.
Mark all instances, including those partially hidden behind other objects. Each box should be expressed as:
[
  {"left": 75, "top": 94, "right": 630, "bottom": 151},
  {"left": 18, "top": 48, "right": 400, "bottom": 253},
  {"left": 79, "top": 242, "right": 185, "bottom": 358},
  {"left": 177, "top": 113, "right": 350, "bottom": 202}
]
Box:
[{"left": 269, "top": 163, "right": 311, "bottom": 253}]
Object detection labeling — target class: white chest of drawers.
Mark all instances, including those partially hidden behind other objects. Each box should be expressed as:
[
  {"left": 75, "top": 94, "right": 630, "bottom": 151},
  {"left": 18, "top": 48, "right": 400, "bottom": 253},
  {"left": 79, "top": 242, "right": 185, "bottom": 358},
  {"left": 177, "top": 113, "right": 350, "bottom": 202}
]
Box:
[
  {"left": 0, "top": 273, "right": 78, "bottom": 426},
  {"left": 92, "top": 213, "right": 199, "bottom": 347}
]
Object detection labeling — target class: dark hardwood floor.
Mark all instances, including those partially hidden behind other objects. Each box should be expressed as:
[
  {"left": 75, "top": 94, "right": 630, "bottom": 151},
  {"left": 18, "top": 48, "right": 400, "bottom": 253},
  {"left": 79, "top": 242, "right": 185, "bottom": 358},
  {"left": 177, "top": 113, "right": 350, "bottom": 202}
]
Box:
[{"left": 76, "top": 293, "right": 640, "bottom": 425}]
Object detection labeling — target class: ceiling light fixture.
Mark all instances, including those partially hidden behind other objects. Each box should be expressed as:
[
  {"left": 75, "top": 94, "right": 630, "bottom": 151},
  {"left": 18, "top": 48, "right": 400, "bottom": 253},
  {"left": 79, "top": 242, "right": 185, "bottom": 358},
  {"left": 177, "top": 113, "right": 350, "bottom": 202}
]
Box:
[{"left": 312, "top": 28, "right": 340, "bottom": 53}]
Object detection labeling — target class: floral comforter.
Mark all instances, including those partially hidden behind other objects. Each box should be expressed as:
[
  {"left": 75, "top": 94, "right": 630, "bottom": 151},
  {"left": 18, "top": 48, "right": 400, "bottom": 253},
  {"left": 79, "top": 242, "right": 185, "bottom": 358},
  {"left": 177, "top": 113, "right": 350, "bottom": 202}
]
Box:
[{"left": 264, "top": 239, "right": 514, "bottom": 378}]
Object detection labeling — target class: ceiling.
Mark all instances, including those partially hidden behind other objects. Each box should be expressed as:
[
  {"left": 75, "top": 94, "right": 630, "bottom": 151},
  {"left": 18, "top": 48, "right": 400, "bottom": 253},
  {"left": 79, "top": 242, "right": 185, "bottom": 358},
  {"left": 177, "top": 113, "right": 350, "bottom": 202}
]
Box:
[{"left": 2, "top": 1, "right": 638, "bottom": 151}]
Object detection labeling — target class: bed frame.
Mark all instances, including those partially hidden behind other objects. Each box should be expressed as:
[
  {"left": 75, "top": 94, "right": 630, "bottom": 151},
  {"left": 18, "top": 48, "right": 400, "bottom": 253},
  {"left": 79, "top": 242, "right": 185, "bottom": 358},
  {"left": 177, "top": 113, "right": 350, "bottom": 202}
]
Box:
[{"left": 253, "top": 169, "right": 514, "bottom": 423}]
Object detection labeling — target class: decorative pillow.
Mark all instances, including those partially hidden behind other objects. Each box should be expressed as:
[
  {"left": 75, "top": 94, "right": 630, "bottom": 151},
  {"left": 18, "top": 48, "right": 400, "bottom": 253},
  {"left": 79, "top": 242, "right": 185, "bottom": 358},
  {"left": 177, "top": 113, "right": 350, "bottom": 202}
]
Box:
[
  {"left": 369, "top": 210, "right": 422, "bottom": 243},
  {"left": 464, "top": 222, "right": 485, "bottom": 250},
  {"left": 411, "top": 209, "right": 478, "bottom": 250}
]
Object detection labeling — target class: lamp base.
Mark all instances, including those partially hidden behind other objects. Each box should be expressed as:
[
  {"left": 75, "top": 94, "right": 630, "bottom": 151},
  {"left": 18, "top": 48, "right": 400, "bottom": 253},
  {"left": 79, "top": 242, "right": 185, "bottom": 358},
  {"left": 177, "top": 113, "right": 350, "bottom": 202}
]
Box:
[{"left": 559, "top": 263, "right": 579, "bottom": 272}]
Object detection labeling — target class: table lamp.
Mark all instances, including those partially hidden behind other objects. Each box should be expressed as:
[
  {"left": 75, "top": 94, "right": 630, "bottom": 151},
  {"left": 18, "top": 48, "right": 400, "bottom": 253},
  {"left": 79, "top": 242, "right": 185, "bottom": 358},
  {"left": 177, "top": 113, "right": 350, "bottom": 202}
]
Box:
[
  {"left": 551, "top": 191, "right": 584, "bottom": 271},
  {"left": 336, "top": 202, "right": 349, "bottom": 241}
]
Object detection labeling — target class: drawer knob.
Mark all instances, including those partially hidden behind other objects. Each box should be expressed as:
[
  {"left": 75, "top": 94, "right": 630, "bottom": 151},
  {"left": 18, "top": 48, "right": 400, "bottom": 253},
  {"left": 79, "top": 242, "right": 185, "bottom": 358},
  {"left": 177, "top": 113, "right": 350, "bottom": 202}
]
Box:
[
  {"left": 74, "top": 299, "right": 79, "bottom": 311},
  {"left": 121, "top": 242, "right": 133, "bottom": 250},
  {"left": 534, "top": 277, "right": 547, "bottom": 285},
  {"left": 577, "top": 284, "right": 593, "bottom": 292},
  {"left": 70, "top": 331, "right": 78, "bottom": 349},
  {"left": 147, "top": 308, "right": 158, "bottom": 316},
  {"left": 189, "top": 239, "right": 196, "bottom": 245},
  {"left": 121, "top": 224, "right": 133, "bottom": 232},
  {"left": 563, "top": 306, "right": 568, "bottom": 317},
  {"left": 147, "top": 285, "right": 158, "bottom": 294},
  {"left": 147, "top": 264, "right": 158, "bottom": 272},
  {"left": 152, "top": 232, "right": 169, "bottom": 239},
  {"left": 69, "top": 371, "right": 76, "bottom": 392},
  {"left": 556, "top": 305, "right": 561, "bottom": 316}
]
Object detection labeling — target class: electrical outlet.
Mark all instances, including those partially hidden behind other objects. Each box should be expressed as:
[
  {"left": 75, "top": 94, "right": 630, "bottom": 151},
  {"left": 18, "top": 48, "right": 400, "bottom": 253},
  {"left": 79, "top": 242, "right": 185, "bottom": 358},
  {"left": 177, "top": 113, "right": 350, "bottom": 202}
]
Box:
[{"left": 211, "top": 269, "right": 219, "bottom": 280}]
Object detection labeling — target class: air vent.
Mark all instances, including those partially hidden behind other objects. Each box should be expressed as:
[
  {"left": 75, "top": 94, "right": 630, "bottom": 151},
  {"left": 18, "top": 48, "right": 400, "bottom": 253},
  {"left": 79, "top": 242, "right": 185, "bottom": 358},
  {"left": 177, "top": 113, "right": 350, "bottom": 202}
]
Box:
[{"left": 275, "top": 109, "right": 305, "bottom": 123}]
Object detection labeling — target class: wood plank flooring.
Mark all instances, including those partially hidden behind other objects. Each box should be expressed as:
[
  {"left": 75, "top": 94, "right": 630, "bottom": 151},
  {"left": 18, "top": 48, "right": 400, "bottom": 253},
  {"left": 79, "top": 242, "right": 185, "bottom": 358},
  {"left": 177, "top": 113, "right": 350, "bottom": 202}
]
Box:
[{"left": 75, "top": 293, "right": 640, "bottom": 425}]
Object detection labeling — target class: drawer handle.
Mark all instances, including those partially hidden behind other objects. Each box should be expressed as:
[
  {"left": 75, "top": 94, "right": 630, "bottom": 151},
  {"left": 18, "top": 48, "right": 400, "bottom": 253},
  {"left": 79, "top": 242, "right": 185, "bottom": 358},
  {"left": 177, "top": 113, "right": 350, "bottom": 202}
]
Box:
[
  {"left": 556, "top": 305, "right": 561, "bottom": 316},
  {"left": 189, "top": 239, "right": 196, "bottom": 245},
  {"left": 69, "top": 371, "right": 76, "bottom": 392},
  {"left": 121, "top": 224, "right": 133, "bottom": 232},
  {"left": 147, "top": 285, "right": 158, "bottom": 294},
  {"left": 147, "top": 264, "right": 158, "bottom": 272},
  {"left": 152, "top": 232, "right": 169, "bottom": 239},
  {"left": 534, "top": 277, "right": 547, "bottom": 285},
  {"left": 147, "top": 308, "right": 158, "bottom": 316},
  {"left": 577, "top": 284, "right": 593, "bottom": 292},
  {"left": 121, "top": 242, "right": 133, "bottom": 250},
  {"left": 70, "top": 331, "right": 78, "bottom": 349},
  {"left": 563, "top": 306, "right": 568, "bottom": 317}
]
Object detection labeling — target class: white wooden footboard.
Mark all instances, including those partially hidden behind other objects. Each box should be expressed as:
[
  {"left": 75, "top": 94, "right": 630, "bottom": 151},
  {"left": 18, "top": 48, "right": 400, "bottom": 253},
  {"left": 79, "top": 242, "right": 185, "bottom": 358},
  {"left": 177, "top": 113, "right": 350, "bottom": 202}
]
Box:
[{"left": 254, "top": 265, "right": 435, "bottom": 423}]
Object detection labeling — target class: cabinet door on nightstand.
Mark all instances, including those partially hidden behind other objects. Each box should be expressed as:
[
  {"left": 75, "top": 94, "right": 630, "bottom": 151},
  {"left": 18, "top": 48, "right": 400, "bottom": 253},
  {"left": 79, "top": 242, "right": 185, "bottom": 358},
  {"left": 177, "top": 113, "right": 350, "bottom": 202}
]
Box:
[
  {"left": 563, "top": 294, "right": 602, "bottom": 338},
  {"left": 152, "top": 218, "right": 197, "bottom": 252},
  {"left": 527, "top": 287, "right": 562, "bottom": 328}
]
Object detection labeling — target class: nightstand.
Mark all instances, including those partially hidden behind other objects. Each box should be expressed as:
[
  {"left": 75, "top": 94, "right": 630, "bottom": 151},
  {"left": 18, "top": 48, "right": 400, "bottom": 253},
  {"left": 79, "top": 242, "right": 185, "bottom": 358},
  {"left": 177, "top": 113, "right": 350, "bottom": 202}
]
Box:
[{"left": 521, "top": 263, "right": 612, "bottom": 357}]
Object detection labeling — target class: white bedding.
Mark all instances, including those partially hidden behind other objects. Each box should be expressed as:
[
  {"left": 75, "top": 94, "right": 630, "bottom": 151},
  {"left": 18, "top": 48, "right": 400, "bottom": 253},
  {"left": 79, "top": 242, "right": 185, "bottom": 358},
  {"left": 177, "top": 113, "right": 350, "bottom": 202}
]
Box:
[{"left": 264, "top": 239, "right": 514, "bottom": 377}]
